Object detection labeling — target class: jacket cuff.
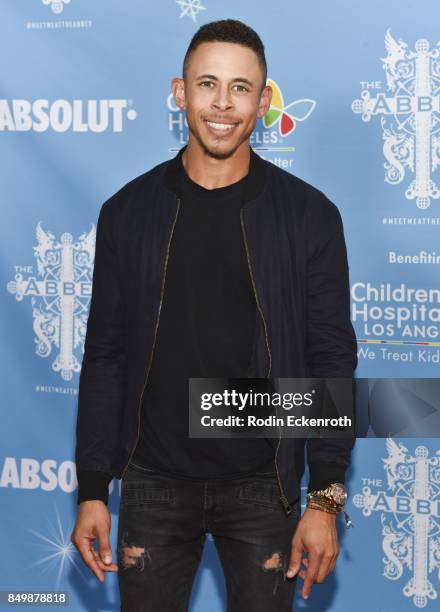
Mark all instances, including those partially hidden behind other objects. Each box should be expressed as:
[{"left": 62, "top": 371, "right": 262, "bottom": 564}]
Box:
[
  {"left": 307, "top": 461, "right": 348, "bottom": 494},
  {"left": 76, "top": 470, "right": 113, "bottom": 505}
]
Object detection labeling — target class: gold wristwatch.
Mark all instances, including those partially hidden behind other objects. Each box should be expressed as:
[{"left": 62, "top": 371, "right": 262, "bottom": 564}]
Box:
[
  {"left": 306, "top": 483, "right": 354, "bottom": 528},
  {"left": 308, "top": 482, "right": 347, "bottom": 508}
]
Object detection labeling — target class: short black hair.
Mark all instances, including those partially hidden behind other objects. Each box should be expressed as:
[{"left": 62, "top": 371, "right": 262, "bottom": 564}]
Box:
[{"left": 182, "top": 19, "right": 267, "bottom": 90}]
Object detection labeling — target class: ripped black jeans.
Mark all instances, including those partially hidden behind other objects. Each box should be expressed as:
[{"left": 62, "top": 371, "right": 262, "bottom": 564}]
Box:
[{"left": 117, "top": 461, "right": 301, "bottom": 612}]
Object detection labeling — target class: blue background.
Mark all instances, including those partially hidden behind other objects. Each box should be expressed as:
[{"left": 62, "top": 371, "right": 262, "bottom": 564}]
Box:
[{"left": 1, "top": 1, "right": 439, "bottom": 610}]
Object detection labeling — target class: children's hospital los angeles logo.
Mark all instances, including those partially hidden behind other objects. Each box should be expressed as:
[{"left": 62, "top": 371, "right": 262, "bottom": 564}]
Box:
[
  {"left": 7, "top": 223, "right": 96, "bottom": 381},
  {"left": 353, "top": 437, "right": 440, "bottom": 609},
  {"left": 167, "top": 78, "right": 316, "bottom": 167},
  {"left": 352, "top": 29, "right": 440, "bottom": 210},
  {"left": 261, "top": 79, "right": 316, "bottom": 139}
]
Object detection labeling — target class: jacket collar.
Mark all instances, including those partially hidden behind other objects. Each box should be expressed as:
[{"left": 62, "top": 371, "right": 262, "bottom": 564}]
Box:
[{"left": 164, "top": 143, "right": 268, "bottom": 203}]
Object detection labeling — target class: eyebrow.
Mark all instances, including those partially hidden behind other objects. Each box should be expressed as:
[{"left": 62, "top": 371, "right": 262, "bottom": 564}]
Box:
[{"left": 195, "top": 74, "right": 254, "bottom": 87}]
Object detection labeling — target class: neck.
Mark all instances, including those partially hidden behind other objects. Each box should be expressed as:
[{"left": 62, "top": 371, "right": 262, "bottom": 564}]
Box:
[{"left": 181, "top": 139, "right": 251, "bottom": 189}]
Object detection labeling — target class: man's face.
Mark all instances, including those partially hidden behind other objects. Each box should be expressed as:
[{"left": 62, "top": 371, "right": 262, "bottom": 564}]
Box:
[{"left": 172, "top": 42, "right": 272, "bottom": 159}]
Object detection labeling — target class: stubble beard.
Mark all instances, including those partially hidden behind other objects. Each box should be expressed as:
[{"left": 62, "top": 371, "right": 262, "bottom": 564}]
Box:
[{"left": 188, "top": 120, "right": 255, "bottom": 160}]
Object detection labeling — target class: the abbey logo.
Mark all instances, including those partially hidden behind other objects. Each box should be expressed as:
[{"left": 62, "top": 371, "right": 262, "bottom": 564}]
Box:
[
  {"left": 7, "top": 223, "right": 96, "bottom": 381},
  {"left": 42, "top": 0, "right": 71, "bottom": 14},
  {"left": 353, "top": 437, "right": 440, "bottom": 608},
  {"left": 0, "top": 99, "right": 137, "bottom": 132},
  {"left": 352, "top": 30, "right": 440, "bottom": 210}
]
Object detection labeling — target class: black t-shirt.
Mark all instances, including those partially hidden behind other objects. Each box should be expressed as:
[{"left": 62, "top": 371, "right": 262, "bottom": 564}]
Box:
[{"left": 131, "top": 155, "right": 276, "bottom": 478}]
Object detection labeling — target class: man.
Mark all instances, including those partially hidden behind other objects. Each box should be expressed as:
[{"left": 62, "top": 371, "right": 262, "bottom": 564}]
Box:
[{"left": 71, "top": 19, "right": 357, "bottom": 611}]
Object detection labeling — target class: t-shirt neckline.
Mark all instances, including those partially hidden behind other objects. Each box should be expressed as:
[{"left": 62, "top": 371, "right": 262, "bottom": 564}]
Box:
[{"left": 178, "top": 153, "right": 249, "bottom": 200}]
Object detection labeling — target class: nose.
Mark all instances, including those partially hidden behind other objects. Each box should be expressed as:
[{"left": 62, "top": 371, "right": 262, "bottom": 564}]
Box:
[{"left": 212, "top": 85, "right": 233, "bottom": 111}]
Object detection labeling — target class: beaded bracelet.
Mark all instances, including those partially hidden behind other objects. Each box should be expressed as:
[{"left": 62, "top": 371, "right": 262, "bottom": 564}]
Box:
[{"left": 306, "top": 494, "right": 354, "bottom": 529}]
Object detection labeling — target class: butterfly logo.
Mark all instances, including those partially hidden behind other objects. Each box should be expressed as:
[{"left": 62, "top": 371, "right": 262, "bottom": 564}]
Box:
[{"left": 263, "top": 79, "right": 316, "bottom": 137}]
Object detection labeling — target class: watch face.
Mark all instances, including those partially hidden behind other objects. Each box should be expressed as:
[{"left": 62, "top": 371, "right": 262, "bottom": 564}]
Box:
[{"left": 331, "top": 484, "right": 347, "bottom": 505}]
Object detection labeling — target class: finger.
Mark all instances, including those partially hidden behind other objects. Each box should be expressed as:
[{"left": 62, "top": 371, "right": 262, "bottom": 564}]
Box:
[
  {"left": 91, "top": 548, "right": 119, "bottom": 572},
  {"left": 327, "top": 526, "right": 339, "bottom": 576},
  {"left": 76, "top": 537, "right": 105, "bottom": 583},
  {"left": 328, "top": 547, "right": 339, "bottom": 575},
  {"left": 96, "top": 526, "right": 113, "bottom": 566},
  {"left": 298, "top": 556, "right": 309, "bottom": 580},
  {"left": 301, "top": 553, "right": 321, "bottom": 600},
  {"left": 327, "top": 547, "right": 338, "bottom": 576},
  {"left": 315, "top": 553, "right": 334, "bottom": 583},
  {"left": 286, "top": 539, "right": 304, "bottom": 578},
  {"left": 91, "top": 547, "right": 118, "bottom": 571}
]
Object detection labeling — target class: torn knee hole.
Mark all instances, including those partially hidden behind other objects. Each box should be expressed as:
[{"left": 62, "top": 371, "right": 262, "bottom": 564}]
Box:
[
  {"left": 262, "top": 551, "right": 284, "bottom": 571},
  {"left": 120, "top": 545, "right": 146, "bottom": 570}
]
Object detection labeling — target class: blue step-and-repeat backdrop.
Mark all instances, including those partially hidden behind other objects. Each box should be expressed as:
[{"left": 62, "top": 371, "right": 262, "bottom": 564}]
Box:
[{"left": 1, "top": 1, "right": 439, "bottom": 610}]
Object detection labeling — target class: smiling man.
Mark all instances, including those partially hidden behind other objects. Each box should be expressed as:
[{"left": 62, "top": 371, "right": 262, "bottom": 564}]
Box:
[{"left": 71, "top": 19, "right": 357, "bottom": 611}]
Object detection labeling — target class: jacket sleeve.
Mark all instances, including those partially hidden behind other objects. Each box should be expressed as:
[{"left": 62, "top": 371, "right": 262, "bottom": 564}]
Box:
[
  {"left": 75, "top": 195, "right": 127, "bottom": 505},
  {"left": 304, "top": 196, "right": 358, "bottom": 493}
]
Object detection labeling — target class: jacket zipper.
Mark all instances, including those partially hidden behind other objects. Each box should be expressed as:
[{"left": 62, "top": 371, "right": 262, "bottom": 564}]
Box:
[
  {"left": 239, "top": 208, "right": 292, "bottom": 517},
  {"left": 120, "top": 197, "right": 181, "bottom": 479}
]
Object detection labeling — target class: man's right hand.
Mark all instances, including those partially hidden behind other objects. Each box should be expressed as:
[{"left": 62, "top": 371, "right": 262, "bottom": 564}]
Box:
[{"left": 71, "top": 500, "right": 119, "bottom": 582}]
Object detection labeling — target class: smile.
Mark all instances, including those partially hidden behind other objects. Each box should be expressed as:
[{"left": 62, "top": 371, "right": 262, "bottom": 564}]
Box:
[
  {"left": 206, "top": 121, "right": 236, "bottom": 130},
  {"left": 204, "top": 119, "right": 238, "bottom": 135}
]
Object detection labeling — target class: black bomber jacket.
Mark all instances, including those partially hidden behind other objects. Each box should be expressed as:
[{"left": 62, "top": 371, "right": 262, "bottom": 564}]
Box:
[{"left": 75, "top": 145, "right": 358, "bottom": 517}]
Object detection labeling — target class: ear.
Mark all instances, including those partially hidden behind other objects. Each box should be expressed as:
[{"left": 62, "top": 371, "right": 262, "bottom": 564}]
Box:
[
  {"left": 257, "top": 84, "right": 272, "bottom": 119},
  {"left": 171, "top": 77, "right": 186, "bottom": 111}
]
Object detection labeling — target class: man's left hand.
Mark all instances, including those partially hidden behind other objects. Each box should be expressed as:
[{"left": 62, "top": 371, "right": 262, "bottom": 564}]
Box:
[{"left": 286, "top": 507, "right": 340, "bottom": 599}]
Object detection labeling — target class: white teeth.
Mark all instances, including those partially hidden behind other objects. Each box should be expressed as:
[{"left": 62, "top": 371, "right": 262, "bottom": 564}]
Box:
[{"left": 206, "top": 121, "right": 235, "bottom": 130}]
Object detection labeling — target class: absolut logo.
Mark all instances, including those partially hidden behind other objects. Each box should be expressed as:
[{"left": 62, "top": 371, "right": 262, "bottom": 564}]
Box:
[{"left": 0, "top": 99, "right": 137, "bottom": 132}]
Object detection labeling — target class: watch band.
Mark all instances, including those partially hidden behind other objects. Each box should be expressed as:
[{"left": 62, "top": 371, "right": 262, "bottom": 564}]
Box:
[{"left": 308, "top": 483, "right": 348, "bottom": 506}]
